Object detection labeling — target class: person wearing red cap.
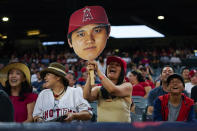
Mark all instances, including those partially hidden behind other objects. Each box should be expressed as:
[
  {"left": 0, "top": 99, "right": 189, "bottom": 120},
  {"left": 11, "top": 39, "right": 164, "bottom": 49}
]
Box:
[
  {"left": 67, "top": 6, "right": 110, "bottom": 61},
  {"left": 185, "top": 69, "right": 197, "bottom": 97},
  {"left": 83, "top": 56, "right": 132, "bottom": 122}
]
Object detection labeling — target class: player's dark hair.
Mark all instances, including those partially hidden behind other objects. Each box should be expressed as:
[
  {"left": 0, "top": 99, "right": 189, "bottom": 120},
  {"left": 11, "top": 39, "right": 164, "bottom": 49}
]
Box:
[{"left": 67, "top": 24, "right": 110, "bottom": 44}]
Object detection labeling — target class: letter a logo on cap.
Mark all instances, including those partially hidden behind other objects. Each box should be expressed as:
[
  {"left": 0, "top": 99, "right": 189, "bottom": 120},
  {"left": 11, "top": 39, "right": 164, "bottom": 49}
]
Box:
[{"left": 83, "top": 8, "right": 93, "bottom": 22}]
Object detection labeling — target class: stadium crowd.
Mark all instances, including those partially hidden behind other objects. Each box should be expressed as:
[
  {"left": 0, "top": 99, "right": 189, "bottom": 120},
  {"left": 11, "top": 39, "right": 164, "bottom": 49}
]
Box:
[{"left": 0, "top": 46, "right": 197, "bottom": 122}]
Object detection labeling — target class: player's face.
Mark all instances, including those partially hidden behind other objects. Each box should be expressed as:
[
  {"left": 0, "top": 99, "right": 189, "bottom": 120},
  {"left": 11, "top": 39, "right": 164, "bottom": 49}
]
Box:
[{"left": 68, "top": 24, "right": 109, "bottom": 60}]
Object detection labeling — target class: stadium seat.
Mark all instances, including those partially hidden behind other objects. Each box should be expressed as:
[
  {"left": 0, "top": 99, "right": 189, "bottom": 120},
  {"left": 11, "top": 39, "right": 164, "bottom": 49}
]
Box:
[
  {"left": 130, "top": 112, "right": 143, "bottom": 122},
  {"left": 132, "top": 96, "right": 148, "bottom": 113},
  {"left": 89, "top": 101, "right": 97, "bottom": 122}
]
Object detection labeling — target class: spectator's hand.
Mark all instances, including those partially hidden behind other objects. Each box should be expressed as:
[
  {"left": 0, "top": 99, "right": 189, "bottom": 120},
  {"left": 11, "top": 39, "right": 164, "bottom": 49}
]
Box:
[
  {"left": 146, "top": 67, "right": 150, "bottom": 74},
  {"left": 36, "top": 117, "right": 44, "bottom": 122},
  {"left": 87, "top": 61, "right": 98, "bottom": 72},
  {"left": 64, "top": 112, "right": 74, "bottom": 122}
]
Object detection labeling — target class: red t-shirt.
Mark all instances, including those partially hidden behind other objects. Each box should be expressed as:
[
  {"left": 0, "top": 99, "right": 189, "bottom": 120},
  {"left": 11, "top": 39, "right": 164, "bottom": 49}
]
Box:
[
  {"left": 10, "top": 93, "right": 38, "bottom": 122},
  {"left": 132, "top": 82, "right": 149, "bottom": 97},
  {"left": 146, "top": 80, "right": 155, "bottom": 89}
]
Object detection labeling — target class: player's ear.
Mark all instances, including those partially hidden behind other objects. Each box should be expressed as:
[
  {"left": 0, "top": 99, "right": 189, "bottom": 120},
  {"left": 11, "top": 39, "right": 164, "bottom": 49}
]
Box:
[{"left": 68, "top": 39, "right": 73, "bottom": 48}]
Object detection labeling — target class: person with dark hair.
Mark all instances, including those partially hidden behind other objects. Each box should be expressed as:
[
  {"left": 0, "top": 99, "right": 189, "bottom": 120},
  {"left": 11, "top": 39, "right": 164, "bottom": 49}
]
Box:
[
  {"left": 127, "top": 70, "right": 151, "bottom": 98},
  {"left": 76, "top": 67, "right": 88, "bottom": 87},
  {"left": 147, "top": 65, "right": 174, "bottom": 115},
  {"left": 67, "top": 5, "right": 110, "bottom": 61},
  {"left": 0, "top": 90, "right": 14, "bottom": 122},
  {"left": 185, "top": 69, "right": 197, "bottom": 97},
  {"left": 153, "top": 74, "right": 195, "bottom": 122},
  {"left": 67, "top": 5, "right": 111, "bottom": 88},
  {"left": 0, "top": 62, "right": 38, "bottom": 122},
  {"left": 32, "top": 70, "right": 45, "bottom": 94},
  {"left": 33, "top": 62, "right": 92, "bottom": 122},
  {"left": 83, "top": 56, "right": 132, "bottom": 122},
  {"left": 66, "top": 71, "right": 77, "bottom": 88},
  {"left": 147, "top": 65, "right": 189, "bottom": 115},
  {"left": 181, "top": 66, "right": 190, "bottom": 84},
  {"left": 139, "top": 66, "right": 155, "bottom": 89}
]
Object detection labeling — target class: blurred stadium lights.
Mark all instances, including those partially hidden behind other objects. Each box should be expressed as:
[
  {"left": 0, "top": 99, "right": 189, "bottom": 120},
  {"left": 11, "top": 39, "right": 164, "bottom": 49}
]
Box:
[
  {"left": 2, "top": 35, "right": 7, "bottom": 39},
  {"left": 2, "top": 16, "right": 9, "bottom": 22},
  {"left": 157, "top": 16, "right": 165, "bottom": 20},
  {"left": 27, "top": 30, "right": 40, "bottom": 36},
  {"left": 110, "top": 25, "right": 165, "bottom": 38},
  {"left": 42, "top": 41, "right": 64, "bottom": 46}
]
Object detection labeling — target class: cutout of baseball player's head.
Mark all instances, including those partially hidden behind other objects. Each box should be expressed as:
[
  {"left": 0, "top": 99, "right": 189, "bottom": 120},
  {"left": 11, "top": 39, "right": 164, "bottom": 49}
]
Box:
[{"left": 67, "top": 6, "right": 110, "bottom": 60}]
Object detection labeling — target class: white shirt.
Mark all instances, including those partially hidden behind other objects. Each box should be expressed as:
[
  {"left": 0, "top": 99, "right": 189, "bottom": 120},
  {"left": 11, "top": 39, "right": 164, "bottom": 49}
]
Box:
[
  {"left": 31, "top": 74, "right": 38, "bottom": 83},
  {"left": 170, "top": 56, "right": 181, "bottom": 64},
  {"left": 122, "top": 57, "right": 131, "bottom": 64},
  {"left": 33, "top": 88, "right": 92, "bottom": 121},
  {"left": 97, "top": 60, "right": 106, "bottom": 74},
  {"left": 185, "top": 82, "right": 194, "bottom": 96}
]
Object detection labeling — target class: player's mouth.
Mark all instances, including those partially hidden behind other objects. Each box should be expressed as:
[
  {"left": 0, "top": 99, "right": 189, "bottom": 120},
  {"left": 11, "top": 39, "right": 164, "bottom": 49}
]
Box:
[{"left": 83, "top": 46, "right": 96, "bottom": 51}]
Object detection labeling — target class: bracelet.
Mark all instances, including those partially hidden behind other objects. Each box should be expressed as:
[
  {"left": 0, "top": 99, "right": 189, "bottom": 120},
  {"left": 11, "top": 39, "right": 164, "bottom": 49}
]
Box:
[{"left": 99, "top": 75, "right": 105, "bottom": 80}]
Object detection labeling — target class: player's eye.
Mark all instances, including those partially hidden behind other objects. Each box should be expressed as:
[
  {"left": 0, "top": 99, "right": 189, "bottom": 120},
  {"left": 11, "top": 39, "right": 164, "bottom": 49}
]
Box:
[
  {"left": 94, "top": 28, "right": 101, "bottom": 33},
  {"left": 77, "top": 32, "right": 85, "bottom": 37}
]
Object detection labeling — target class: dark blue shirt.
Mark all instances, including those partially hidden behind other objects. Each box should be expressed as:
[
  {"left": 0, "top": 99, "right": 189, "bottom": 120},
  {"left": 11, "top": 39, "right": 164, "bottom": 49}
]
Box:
[
  {"left": 148, "top": 86, "right": 167, "bottom": 106},
  {"left": 32, "top": 81, "right": 45, "bottom": 93}
]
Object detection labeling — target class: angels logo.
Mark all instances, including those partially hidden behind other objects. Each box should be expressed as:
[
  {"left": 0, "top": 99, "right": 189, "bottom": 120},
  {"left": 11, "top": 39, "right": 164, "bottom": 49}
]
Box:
[{"left": 83, "top": 8, "right": 93, "bottom": 22}]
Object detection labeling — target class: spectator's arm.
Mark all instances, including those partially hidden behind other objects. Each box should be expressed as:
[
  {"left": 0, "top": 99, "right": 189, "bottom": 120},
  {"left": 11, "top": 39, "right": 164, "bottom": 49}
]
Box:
[
  {"left": 33, "top": 93, "right": 44, "bottom": 122},
  {"left": 147, "top": 90, "right": 155, "bottom": 115},
  {"left": 155, "top": 81, "right": 161, "bottom": 88},
  {"left": 153, "top": 98, "right": 163, "bottom": 121},
  {"left": 64, "top": 110, "right": 92, "bottom": 122},
  {"left": 97, "top": 70, "right": 132, "bottom": 97},
  {"left": 144, "top": 86, "right": 151, "bottom": 99},
  {"left": 83, "top": 75, "right": 99, "bottom": 102},
  {"left": 146, "top": 66, "right": 154, "bottom": 82},
  {"left": 147, "top": 106, "right": 154, "bottom": 115},
  {"left": 87, "top": 61, "right": 132, "bottom": 97},
  {"left": 24, "top": 102, "right": 35, "bottom": 122},
  {"left": 187, "top": 105, "right": 196, "bottom": 122}
]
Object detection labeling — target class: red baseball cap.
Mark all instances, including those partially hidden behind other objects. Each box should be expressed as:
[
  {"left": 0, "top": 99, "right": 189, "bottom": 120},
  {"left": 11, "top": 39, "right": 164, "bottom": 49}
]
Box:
[
  {"left": 68, "top": 6, "right": 110, "bottom": 35},
  {"left": 81, "top": 67, "right": 87, "bottom": 73},
  {"left": 106, "top": 56, "right": 127, "bottom": 75},
  {"left": 189, "top": 69, "right": 197, "bottom": 78}
]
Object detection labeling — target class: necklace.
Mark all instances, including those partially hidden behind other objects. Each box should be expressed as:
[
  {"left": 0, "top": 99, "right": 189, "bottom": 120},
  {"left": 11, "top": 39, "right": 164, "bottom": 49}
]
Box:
[{"left": 52, "top": 88, "right": 65, "bottom": 98}]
